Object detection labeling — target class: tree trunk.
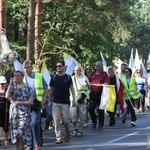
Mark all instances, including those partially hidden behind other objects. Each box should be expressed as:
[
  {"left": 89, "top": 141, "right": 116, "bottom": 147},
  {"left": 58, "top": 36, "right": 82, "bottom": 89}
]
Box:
[
  {"left": 34, "top": 0, "right": 42, "bottom": 62},
  {"left": 27, "top": 0, "right": 36, "bottom": 62},
  {"left": 0, "top": 0, "right": 6, "bottom": 29}
]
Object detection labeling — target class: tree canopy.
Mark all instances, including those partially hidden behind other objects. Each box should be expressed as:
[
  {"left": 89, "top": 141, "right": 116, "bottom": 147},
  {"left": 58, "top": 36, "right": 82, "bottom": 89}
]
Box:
[{"left": 2, "top": 0, "right": 150, "bottom": 72}]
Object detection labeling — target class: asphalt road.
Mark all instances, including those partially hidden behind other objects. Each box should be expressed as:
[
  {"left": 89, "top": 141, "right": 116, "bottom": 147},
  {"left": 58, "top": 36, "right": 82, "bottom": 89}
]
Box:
[{"left": 1, "top": 110, "right": 150, "bottom": 150}]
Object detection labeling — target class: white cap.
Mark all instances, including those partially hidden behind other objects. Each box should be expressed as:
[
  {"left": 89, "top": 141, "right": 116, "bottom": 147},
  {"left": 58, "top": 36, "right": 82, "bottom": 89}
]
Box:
[{"left": 0, "top": 76, "right": 7, "bottom": 84}]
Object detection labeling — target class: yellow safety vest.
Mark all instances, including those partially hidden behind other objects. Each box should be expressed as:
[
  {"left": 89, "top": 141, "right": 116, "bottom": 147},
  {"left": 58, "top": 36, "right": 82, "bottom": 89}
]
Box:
[
  {"left": 24, "top": 73, "right": 44, "bottom": 102},
  {"left": 35, "top": 73, "right": 44, "bottom": 102},
  {"left": 122, "top": 76, "right": 141, "bottom": 100},
  {"left": 72, "top": 75, "right": 89, "bottom": 99}
]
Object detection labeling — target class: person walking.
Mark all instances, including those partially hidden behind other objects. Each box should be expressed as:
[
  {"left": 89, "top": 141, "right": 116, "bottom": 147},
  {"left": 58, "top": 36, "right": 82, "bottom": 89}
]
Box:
[
  {"left": 135, "top": 69, "right": 148, "bottom": 112},
  {"left": 70, "top": 66, "right": 89, "bottom": 137},
  {"left": 6, "top": 70, "right": 34, "bottom": 150},
  {"left": 0, "top": 76, "right": 10, "bottom": 146},
  {"left": 88, "top": 61, "right": 109, "bottom": 129},
  {"left": 49, "top": 60, "right": 75, "bottom": 144},
  {"left": 121, "top": 68, "right": 141, "bottom": 126},
  {"left": 107, "top": 66, "right": 125, "bottom": 126},
  {"left": 84, "top": 68, "right": 93, "bottom": 126},
  {"left": 23, "top": 60, "right": 48, "bottom": 150},
  {"left": 116, "top": 63, "right": 128, "bottom": 117}
]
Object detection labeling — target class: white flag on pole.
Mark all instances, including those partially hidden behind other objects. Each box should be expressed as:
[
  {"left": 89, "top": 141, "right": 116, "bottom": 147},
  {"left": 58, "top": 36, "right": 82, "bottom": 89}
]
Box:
[
  {"left": 129, "top": 49, "right": 136, "bottom": 75},
  {"left": 134, "top": 49, "right": 141, "bottom": 69},
  {"left": 100, "top": 51, "right": 107, "bottom": 72},
  {"left": 147, "top": 52, "right": 150, "bottom": 65}
]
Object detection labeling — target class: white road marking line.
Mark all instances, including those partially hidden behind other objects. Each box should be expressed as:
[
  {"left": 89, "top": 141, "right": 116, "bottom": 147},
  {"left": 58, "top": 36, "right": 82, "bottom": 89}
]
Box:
[
  {"left": 108, "top": 132, "right": 138, "bottom": 143},
  {"left": 146, "top": 126, "right": 150, "bottom": 129}
]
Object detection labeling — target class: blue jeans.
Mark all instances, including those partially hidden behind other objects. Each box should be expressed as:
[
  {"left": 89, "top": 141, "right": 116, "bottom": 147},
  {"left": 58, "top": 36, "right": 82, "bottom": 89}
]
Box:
[{"left": 27, "top": 109, "right": 41, "bottom": 148}]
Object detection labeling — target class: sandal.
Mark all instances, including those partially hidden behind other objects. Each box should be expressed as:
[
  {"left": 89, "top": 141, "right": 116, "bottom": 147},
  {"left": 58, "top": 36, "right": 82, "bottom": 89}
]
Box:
[
  {"left": 64, "top": 136, "right": 70, "bottom": 142},
  {"left": 72, "top": 129, "right": 78, "bottom": 137},
  {"left": 77, "top": 131, "right": 83, "bottom": 137}
]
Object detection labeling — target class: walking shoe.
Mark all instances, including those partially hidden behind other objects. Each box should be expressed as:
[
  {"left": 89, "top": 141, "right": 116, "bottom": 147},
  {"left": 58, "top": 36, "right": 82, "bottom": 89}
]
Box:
[
  {"left": 77, "top": 131, "right": 83, "bottom": 137},
  {"left": 64, "top": 136, "right": 70, "bottom": 142},
  {"left": 55, "top": 139, "right": 62, "bottom": 144},
  {"left": 131, "top": 121, "right": 136, "bottom": 126},
  {"left": 109, "top": 121, "right": 115, "bottom": 126},
  {"left": 122, "top": 117, "right": 126, "bottom": 123},
  {"left": 72, "top": 129, "right": 78, "bottom": 137}
]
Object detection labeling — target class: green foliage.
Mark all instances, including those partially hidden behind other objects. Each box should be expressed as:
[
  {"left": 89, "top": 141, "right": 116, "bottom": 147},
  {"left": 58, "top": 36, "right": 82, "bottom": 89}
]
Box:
[{"left": 4, "top": 0, "right": 150, "bottom": 72}]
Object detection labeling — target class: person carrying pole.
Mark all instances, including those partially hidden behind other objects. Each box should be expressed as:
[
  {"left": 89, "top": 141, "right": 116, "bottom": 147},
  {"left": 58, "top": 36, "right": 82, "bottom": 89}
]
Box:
[{"left": 121, "top": 68, "right": 141, "bottom": 126}]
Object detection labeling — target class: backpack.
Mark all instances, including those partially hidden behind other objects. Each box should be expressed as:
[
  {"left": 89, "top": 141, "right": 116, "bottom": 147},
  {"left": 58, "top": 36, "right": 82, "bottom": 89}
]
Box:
[{"left": 52, "top": 74, "right": 71, "bottom": 82}]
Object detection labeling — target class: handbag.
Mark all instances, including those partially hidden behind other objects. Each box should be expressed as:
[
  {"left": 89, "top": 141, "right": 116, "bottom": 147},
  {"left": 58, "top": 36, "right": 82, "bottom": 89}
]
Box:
[
  {"left": 31, "top": 99, "right": 41, "bottom": 110},
  {"left": 74, "top": 76, "right": 86, "bottom": 103},
  {"left": 77, "top": 93, "right": 86, "bottom": 103}
]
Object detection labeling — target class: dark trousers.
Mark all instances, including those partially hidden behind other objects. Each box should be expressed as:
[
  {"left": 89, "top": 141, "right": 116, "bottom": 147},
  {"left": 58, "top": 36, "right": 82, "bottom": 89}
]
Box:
[
  {"left": 88, "top": 92, "right": 104, "bottom": 126},
  {"left": 137, "top": 90, "right": 146, "bottom": 109},
  {"left": 108, "top": 100, "right": 117, "bottom": 123},
  {"left": 126, "top": 99, "right": 137, "bottom": 122}
]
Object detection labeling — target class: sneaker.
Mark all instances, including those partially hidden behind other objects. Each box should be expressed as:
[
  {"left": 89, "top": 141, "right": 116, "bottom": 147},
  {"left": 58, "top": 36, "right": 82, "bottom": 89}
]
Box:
[
  {"left": 122, "top": 117, "right": 126, "bottom": 123},
  {"left": 55, "top": 139, "right": 62, "bottom": 144},
  {"left": 83, "top": 123, "right": 88, "bottom": 127},
  {"left": 131, "top": 121, "right": 136, "bottom": 126}
]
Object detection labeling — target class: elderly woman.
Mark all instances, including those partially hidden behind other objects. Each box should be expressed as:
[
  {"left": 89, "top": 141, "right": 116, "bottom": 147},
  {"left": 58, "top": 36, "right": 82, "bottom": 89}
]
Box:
[
  {"left": 6, "top": 70, "right": 33, "bottom": 150},
  {"left": 107, "top": 66, "right": 125, "bottom": 126},
  {"left": 121, "top": 68, "right": 141, "bottom": 126}
]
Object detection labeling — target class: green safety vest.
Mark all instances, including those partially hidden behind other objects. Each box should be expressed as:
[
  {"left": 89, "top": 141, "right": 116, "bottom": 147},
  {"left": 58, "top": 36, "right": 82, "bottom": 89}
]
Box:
[
  {"left": 24, "top": 73, "right": 44, "bottom": 102},
  {"left": 35, "top": 73, "right": 44, "bottom": 102},
  {"left": 72, "top": 75, "right": 89, "bottom": 99},
  {"left": 122, "top": 76, "right": 141, "bottom": 100}
]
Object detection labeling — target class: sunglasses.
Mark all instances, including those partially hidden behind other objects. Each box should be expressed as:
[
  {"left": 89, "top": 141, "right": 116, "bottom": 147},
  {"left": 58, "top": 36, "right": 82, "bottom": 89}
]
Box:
[
  {"left": 56, "top": 65, "right": 62, "bottom": 68},
  {"left": 125, "top": 71, "right": 129, "bottom": 73},
  {"left": 137, "top": 72, "right": 141, "bottom": 73}
]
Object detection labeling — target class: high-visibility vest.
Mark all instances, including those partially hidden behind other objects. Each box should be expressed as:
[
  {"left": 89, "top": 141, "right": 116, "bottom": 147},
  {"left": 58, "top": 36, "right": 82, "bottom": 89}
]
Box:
[
  {"left": 35, "top": 73, "right": 44, "bottom": 102},
  {"left": 122, "top": 76, "right": 141, "bottom": 100},
  {"left": 72, "top": 75, "right": 89, "bottom": 99},
  {"left": 24, "top": 73, "right": 44, "bottom": 102}
]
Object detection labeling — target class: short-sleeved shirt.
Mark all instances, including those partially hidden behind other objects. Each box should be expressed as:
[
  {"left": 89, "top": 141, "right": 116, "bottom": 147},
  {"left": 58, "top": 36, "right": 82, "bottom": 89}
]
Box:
[
  {"left": 50, "top": 74, "right": 73, "bottom": 104},
  {"left": 90, "top": 71, "right": 109, "bottom": 92},
  {"left": 25, "top": 73, "right": 48, "bottom": 99}
]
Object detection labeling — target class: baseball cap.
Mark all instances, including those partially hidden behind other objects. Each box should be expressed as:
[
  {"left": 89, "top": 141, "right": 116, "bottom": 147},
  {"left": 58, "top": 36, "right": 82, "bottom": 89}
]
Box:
[{"left": 0, "top": 76, "right": 7, "bottom": 84}]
